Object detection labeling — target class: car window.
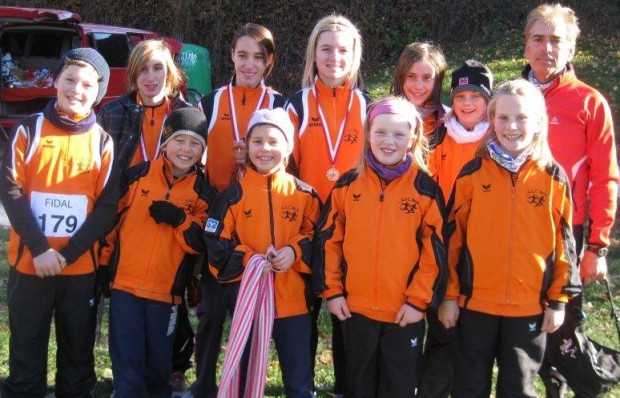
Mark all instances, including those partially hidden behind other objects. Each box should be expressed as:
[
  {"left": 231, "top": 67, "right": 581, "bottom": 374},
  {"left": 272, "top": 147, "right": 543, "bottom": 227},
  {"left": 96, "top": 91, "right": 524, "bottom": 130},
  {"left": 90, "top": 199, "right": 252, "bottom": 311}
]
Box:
[{"left": 92, "top": 32, "right": 129, "bottom": 68}]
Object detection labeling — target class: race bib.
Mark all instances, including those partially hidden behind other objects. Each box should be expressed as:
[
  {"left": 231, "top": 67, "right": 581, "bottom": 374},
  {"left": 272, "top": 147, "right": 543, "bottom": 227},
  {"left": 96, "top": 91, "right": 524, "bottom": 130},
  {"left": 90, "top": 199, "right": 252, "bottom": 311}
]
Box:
[{"left": 30, "top": 192, "right": 88, "bottom": 237}]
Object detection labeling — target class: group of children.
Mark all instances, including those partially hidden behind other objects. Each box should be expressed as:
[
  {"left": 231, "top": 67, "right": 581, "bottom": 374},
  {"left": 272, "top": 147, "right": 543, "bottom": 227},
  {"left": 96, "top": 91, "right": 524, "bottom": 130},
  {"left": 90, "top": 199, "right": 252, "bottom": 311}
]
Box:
[{"left": 0, "top": 10, "right": 581, "bottom": 398}]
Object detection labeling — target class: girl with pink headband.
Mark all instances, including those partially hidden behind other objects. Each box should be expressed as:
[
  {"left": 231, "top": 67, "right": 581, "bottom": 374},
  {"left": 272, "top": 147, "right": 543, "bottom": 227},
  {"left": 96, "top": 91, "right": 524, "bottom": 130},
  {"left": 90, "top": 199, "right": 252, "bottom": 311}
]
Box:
[{"left": 314, "top": 96, "right": 447, "bottom": 397}]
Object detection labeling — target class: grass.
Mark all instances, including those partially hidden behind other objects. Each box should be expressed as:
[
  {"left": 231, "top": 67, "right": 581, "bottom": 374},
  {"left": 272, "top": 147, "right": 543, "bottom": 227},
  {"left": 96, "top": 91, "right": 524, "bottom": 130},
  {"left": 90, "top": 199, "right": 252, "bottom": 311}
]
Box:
[{"left": 1, "top": 29, "right": 620, "bottom": 397}]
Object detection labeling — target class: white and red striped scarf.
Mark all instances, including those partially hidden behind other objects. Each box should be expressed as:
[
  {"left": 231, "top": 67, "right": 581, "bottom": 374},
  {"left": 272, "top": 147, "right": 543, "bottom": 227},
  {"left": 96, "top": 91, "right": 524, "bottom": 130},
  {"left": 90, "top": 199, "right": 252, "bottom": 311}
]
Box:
[{"left": 217, "top": 254, "right": 275, "bottom": 398}]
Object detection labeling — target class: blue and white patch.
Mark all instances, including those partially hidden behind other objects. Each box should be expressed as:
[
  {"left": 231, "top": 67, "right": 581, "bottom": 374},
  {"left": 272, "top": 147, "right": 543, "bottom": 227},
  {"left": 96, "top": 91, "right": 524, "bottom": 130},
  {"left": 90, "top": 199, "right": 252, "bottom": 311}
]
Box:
[{"left": 205, "top": 218, "right": 219, "bottom": 233}]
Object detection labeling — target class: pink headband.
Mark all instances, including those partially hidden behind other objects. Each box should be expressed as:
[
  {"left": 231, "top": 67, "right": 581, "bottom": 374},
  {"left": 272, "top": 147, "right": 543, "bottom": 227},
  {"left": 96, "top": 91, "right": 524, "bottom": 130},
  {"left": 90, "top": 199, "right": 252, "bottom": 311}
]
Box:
[{"left": 368, "top": 98, "right": 419, "bottom": 129}]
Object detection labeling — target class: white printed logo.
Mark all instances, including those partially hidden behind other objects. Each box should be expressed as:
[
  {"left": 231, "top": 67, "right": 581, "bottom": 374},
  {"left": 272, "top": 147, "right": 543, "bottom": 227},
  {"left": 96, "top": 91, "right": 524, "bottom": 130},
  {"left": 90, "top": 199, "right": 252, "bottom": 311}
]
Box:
[
  {"left": 528, "top": 322, "right": 537, "bottom": 332},
  {"left": 410, "top": 338, "right": 419, "bottom": 348},
  {"left": 550, "top": 116, "right": 560, "bottom": 125}
]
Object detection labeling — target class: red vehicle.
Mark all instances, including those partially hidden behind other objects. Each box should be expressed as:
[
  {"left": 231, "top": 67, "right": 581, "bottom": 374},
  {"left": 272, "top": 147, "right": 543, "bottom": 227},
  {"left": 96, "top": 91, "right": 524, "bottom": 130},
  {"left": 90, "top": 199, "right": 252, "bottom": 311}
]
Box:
[{"left": 0, "top": 6, "right": 182, "bottom": 145}]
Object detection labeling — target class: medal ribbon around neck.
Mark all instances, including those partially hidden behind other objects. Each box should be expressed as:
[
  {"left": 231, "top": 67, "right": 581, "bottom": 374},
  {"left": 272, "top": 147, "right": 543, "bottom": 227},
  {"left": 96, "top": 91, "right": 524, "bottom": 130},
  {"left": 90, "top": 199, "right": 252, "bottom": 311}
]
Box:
[
  {"left": 138, "top": 96, "right": 170, "bottom": 162},
  {"left": 313, "top": 82, "right": 354, "bottom": 167},
  {"left": 227, "top": 81, "right": 267, "bottom": 142}
]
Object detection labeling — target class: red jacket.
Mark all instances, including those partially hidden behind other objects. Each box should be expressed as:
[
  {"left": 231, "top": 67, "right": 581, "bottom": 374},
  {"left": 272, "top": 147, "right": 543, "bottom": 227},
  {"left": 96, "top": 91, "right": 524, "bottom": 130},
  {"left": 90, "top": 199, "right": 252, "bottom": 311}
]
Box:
[{"left": 523, "top": 64, "right": 619, "bottom": 247}]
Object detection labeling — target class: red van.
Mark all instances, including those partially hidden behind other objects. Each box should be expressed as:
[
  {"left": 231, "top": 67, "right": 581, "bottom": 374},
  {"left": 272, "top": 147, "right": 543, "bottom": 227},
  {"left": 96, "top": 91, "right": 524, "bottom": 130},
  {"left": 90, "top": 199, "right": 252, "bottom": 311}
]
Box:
[{"left": 0, "top": 6, "right": 182, "bottom": 145}]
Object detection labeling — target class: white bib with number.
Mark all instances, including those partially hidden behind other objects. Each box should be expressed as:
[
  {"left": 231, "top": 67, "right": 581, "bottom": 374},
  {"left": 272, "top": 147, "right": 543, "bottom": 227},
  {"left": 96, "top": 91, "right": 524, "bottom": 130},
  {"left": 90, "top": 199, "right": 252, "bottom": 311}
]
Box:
[{"left": 30, "top": 192, "right": 88, "bottom": 237}]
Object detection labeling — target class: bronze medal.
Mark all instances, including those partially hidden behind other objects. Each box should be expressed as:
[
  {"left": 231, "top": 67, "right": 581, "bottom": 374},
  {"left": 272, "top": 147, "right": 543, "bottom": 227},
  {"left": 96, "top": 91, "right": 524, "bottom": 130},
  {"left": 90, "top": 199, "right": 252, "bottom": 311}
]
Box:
[{"left": 326, "top": 166, "right": 340, "bottom": 181}]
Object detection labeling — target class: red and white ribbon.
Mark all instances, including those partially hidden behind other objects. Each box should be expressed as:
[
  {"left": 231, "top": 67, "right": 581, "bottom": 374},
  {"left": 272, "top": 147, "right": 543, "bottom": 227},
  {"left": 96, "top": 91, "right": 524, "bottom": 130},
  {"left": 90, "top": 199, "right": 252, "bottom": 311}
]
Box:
[{"left": 217, "top": 254, "right": 274, "bottom": 398}]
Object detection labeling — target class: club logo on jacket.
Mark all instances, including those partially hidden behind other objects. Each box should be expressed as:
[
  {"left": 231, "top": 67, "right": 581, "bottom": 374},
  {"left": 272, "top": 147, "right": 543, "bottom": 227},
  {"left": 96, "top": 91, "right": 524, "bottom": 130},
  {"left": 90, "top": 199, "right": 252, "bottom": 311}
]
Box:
[
  {"left": 309, "top": 116, "right": 321, "bottom": 127},
  {"left": 560, "top": 337, "right": 578, "bottom": 358},
  {"left": 344, "top": 129, "right": 359, "bottom": 144},
  {"left": 76, "top": 161, "right": 92, "bottom": 174},
  {"left": 400, "top": 197, "right": 419, "bottom": 214},
  {"left": 140, "top": 189, "right": 150, "bottom": 197},
  {"left": 184, "top": 199, "right": 195, "bottom": 212},
  {"left": 282, "top": 206, "right": 299, "bottom": 222},
  {"left": 352, "top": 193, "right": 361, "bottom": 202},
  {"left": 482, "top": 184, "right": 492, "bottom": 192},
  {"left": 243, "top": 209, "right": 253, "bottom": 218},
  {"left": 527, "top": 190, "right": 546, "bottom": 207}
]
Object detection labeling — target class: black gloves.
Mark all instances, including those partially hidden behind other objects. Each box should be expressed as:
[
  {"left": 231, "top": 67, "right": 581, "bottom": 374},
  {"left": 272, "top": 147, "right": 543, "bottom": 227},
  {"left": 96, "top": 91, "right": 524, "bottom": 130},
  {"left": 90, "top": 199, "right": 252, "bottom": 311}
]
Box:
[
  {"left": 95, "top": 266, "right": 111, "bottom": 299},
  {"left": 149, "top": 200, "right": 186, "bottom": 227}
]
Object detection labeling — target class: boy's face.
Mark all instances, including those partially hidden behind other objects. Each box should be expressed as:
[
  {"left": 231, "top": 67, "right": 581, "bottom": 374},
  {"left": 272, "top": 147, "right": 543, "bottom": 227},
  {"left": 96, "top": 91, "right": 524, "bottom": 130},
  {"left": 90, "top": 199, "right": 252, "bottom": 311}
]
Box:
[
  {"left": 493, "top": 94, "right": 541, "bottom": 158},
  {"left": 162, "top": 134, "right": 204, "bottom": 177},
  {"left": 247, "top": 124, "right": 289, "bottom": 175},
  {"left": 452, "top": 90, "right": 488, "bottom": 131},
  {"left": 54, "top": 64, "right": 100, "bottom": 118}
]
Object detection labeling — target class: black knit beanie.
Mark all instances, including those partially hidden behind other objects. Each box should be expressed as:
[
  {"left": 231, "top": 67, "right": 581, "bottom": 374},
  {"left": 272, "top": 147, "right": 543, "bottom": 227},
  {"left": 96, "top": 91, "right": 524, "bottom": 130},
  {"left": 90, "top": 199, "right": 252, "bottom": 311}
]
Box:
[
  {"left": 53, "top": 48, "right": 110, "bottom": 105},
  {"left": 450, "top": 60, "right": 493, "bottom": 102},
  {"left": 161, "top": 107, "right": 208, "bottom": 150}
]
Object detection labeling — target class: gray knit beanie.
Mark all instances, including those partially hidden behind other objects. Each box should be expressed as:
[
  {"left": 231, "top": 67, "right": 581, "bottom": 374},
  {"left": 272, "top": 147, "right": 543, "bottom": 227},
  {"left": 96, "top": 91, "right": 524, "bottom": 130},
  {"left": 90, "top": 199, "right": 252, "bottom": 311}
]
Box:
[{"left": 53, "top": 48, "right": 110, "bottom": 105}]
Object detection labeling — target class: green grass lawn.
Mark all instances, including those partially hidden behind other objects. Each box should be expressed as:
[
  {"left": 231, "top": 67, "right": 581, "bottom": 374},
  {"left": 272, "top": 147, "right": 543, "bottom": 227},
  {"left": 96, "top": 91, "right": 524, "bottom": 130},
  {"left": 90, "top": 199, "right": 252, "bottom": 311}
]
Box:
[{"left": 0, "top": 29, "right": 619, "bottom": 397}]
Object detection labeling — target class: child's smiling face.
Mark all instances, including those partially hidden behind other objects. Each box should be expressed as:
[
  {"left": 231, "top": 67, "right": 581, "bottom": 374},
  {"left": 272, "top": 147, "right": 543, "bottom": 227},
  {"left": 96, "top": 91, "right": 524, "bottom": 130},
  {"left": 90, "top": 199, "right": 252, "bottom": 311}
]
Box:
[
  {"left": 452, "top": 90, "right": 488, "bottom": 130},
  {"left": 247, "top": 124, "right": 289, "bottom": 175},
  {"left": 369, "top": 113, "right": 414, "bottom": 166},
  {"left": 493, "top": 94, "right": 541, "bottom": 157},
  {"left": 54, "top": 64, "right": 100, "bottom": 118},
  {"left": 403, "top": 60, "right": 436, "bottom": 107}
]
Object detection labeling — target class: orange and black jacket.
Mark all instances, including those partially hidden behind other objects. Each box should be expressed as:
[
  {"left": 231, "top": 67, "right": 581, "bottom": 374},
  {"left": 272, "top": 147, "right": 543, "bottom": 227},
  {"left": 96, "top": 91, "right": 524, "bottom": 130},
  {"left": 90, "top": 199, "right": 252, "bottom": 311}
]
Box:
[
  {"left": 446, "top": 157, "right": 581, "bottom": 317},
  {"left": 204, "top": 167, "right": 321, "bottom": 318},
  {"left": 1, "top": 112, "right": 119, "bottom": 275},
  {"left": 199, "top": 79, "right": 285, "bottom": 192},
  {"left": 100, "top": 155, "right": 217, "bottom": 304},
  {"left": 286, "top": 78, "right": 369, "bottom": 202},
  {"left": 313, "top": 164, "right": 447, "bottom": 323}
]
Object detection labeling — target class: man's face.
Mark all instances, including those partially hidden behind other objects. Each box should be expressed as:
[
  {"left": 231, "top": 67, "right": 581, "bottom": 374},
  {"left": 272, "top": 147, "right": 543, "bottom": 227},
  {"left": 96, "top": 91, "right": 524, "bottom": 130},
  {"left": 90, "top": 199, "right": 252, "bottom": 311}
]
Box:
[{"left": 524, "top": 18, "right": 575, "bottom": 83}]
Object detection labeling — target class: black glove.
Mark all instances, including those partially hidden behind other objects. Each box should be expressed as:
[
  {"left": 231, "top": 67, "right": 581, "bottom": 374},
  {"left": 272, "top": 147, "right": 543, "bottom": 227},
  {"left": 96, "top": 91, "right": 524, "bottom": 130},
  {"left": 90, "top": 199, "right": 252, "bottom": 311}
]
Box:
[
  {"left": 95, "top": 266, "right": 111, "bottom": 299},
  {"left": 149, "top": 200, "right": 186, "bottom": 227}
]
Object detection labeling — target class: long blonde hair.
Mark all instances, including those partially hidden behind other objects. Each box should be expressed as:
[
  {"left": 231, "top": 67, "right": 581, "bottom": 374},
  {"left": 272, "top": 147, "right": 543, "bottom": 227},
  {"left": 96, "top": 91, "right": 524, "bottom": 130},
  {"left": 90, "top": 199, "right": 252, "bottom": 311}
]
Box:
[
  {"left": 126, "top": 39, "right": 184, "bottom": 96},
  {"left": 477, "top": 79, "right": 553, "bottom": 168},
  {"left": 301, "top": 15, "right": 362, "bottom": 89},
  {"left": 356, "top": 96, "right": 428, "bottom": 176}
]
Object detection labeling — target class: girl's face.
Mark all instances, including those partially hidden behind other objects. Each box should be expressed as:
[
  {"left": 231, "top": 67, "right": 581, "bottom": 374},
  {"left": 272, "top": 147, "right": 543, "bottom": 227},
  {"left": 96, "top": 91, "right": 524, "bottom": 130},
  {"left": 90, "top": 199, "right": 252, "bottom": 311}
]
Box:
[
  {"left": 403, "top": 60, "right": 436, "bottom": 107},
  {"left": 369, "top": 114, "right": 414, "bottom": 166},
  {"left": 54, "top": 64, "right": 100, "bottom": 118},
  {"left": 232, "top": 35, "right": 271, "bottom": 88},
  {"left": 247, "top": 124, "right": 289, "bottom": 175},
  {"left": 137, "top": 51, "right": 167, "bottom": 106},
  {"left": 493, "top": 94, "right": 541, "bottom": 157},
  {"left": 452, "top": 90, "right": 487, "bottom": 130},
  {"left": 315, "top": 30, "right": 354, "bottom": 87},
  {"left": 163, "top": 134, "right": 204, "bottom": 177}
]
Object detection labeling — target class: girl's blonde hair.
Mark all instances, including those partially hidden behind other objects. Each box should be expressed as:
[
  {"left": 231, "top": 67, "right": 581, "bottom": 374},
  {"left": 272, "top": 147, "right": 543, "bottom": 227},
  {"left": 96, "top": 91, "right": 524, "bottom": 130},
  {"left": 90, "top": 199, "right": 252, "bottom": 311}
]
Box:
[
  {"left": 126, "top": 39, "right": 184, "bottom": 96},
  {"left": 301, "top": 15, "right": 362, "bottom": 89},
  {"left": 391, "top": 42, "right": 447, "bottom": 110},
  {"left": 356, "top": 96, "right": 428, "bottom": 176},
  {"left": 231, "top": 23, "right": 276, "bottom": 79},
  {"left": 477, "top": 79, "right": 552, "bottom": 167}
]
